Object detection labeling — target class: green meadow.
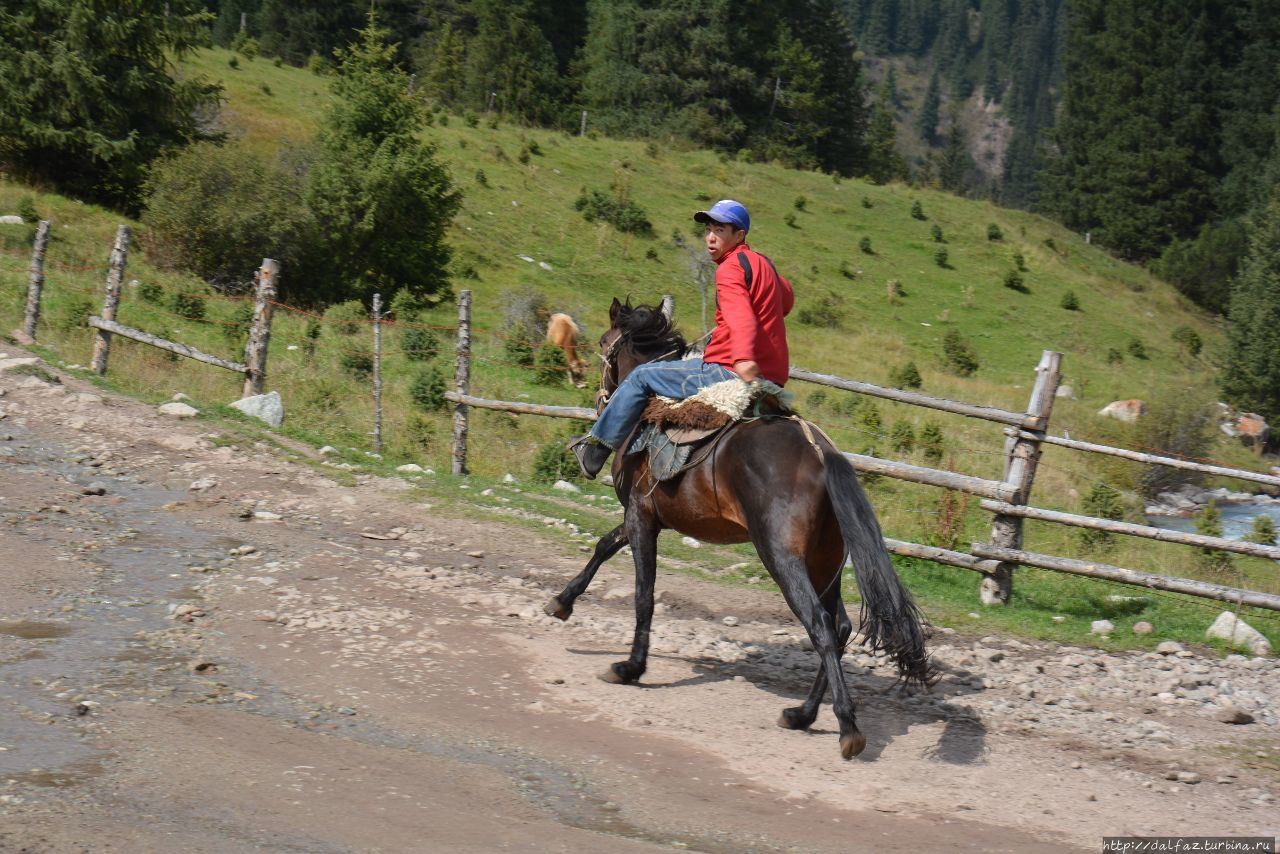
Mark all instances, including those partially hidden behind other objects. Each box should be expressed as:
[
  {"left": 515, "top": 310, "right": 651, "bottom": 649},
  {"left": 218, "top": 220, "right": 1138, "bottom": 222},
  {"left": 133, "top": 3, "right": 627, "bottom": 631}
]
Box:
[{"left": 1, "top": 47, "right": 1275, "bottom": 652}]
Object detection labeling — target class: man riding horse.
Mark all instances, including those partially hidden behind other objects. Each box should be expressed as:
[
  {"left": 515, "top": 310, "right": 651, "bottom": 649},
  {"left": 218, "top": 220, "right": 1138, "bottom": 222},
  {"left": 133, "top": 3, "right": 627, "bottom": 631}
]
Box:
[{"left": 571, "top": 199, "right": 794, "bottom": 478}]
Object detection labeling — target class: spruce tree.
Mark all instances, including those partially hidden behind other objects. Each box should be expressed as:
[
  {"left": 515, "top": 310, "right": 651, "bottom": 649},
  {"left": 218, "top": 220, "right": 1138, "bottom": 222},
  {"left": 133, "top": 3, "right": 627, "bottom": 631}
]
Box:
[
  {"left": 1219, "top": 187, "right": 1280, "bottom": 422},
  {"left": 1246, "top": 513, "right": 1278, "bottom": 546},
  {"left": 0, "top": 0, "right": 220, "bottom": 213},
  {"left": 421, "top": 21, "right": 465, "bottom": 108},
  {"left": 305, "top": 14, "right": 460, "bottom": 304},
  {"left": 464, "top": 0, "right": 563, "bottom": 124},
  {"left": 864, "top": 100, "right": 905, "bottom": 184},
  {"left": 938, "top": 119, "right": 971, "bottom": 194},
  {"left": 1079, "top": 481, "right": 1124, "bottom": 551},
  {"left": 917, "top": 71, "right": 941, "bottom": 144},
  {"left": 1194, "top": 500, "right": 1234, "bottom": 576},
  {"left": 258, "top": 0, "right": 365, "bottom": 66}
]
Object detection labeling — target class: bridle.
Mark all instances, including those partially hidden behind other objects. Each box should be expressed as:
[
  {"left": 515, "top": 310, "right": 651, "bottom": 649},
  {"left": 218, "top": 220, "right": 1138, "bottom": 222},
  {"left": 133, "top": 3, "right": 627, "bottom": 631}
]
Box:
[{"left": 595, "top": 329, "right": 623, "bottom": 414}]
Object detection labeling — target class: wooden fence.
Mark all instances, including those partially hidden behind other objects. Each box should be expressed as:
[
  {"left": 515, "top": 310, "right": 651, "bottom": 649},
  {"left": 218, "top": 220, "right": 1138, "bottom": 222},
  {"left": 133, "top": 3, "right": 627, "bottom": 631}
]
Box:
[
  {"left": 444, "top": 289, "right": 1280, "bottom": 613},
  {"left": 19, "top": 222, "right": 281, "bottom": 398}
]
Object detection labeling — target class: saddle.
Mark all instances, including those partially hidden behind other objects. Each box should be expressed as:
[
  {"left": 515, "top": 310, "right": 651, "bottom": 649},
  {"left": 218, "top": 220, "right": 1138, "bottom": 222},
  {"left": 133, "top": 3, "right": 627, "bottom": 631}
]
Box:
[{"left": 626, "top": 379, "right": 795, "bottom": 481}]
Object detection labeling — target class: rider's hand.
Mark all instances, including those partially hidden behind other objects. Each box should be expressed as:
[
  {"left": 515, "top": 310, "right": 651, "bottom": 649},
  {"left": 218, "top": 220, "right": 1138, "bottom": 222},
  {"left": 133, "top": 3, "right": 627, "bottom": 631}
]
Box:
[{"left": 733, "top": 360, "right": 760, "bottom": 383}]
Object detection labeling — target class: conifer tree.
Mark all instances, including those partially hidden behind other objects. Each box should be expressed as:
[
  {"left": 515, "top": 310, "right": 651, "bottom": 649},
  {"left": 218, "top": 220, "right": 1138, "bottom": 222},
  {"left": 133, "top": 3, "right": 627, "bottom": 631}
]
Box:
[
  {"left": 917, "top": 70, "right": 941, "bottom": 144},
  {"left": 306, "top": 14, "right": 460, "bottom": 303},
  {"left": 0, "top": 0, "right": 220, "bottom": 213},
  {"left": 938, "top": 119, "right": 971, "bottom": 193},
  {"left": 1194, "top": 501, "right": 1234, "bottom": 576},
  {"left": 464, "top": 0, "right": 563, "bottom": 123},
  {"left": 1246, "top": 513, "right": 1278, "bottom": 546},
  {"left": 864, "top": 101, "right": 904, "bottom": 184},
  {"left": 1219, "top": 186, "right": 1280, "bottom": 422}
]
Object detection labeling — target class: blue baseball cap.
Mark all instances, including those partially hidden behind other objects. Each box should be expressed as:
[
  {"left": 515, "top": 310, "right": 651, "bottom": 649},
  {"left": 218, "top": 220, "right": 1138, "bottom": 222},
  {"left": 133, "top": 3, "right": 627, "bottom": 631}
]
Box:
[{"left": 693, "top": 199, "right": 750, "bottom": 233}]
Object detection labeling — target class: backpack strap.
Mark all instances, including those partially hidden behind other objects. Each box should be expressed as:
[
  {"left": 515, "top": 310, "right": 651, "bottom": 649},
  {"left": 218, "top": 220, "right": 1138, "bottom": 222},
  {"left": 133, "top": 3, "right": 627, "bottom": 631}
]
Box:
[{"left": 736, "top": 251, "right": 754, "bottom": 290}]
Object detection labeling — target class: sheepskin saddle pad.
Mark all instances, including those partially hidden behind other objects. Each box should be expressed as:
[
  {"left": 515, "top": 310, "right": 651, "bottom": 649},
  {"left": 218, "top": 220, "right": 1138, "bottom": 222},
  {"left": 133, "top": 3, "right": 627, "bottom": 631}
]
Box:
[{"left": 627, "top": 379, "right": 795, "bottom": 481}]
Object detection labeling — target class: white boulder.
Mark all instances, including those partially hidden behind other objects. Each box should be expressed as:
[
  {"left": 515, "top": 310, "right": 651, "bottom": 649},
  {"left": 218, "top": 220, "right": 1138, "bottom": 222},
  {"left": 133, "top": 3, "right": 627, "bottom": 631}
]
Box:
[
  {"left": 552, "top": 479, "right": 580, "bottom": 493},
  {"left": 1206, "top": 611, "right": 1272, "bottom": 656},
  {"left": 229, "top": 391, "right": 283, "bottom": 428},
  {"left": 1090, "top": 619, "right": 1114, "bottom": 635},
  {"left": 158, "top": 402, "right": 199, "bottom": 419}
]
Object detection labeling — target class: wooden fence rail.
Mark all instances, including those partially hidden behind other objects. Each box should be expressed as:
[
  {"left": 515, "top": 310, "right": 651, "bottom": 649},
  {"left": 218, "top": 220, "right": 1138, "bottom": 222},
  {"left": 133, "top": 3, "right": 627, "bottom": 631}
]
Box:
[
  {"left": 87, "top": 317, "right": 247, "bottom": 373},
  {"left": 446, "top": 291, "right": 1280, "bottom": 617}
]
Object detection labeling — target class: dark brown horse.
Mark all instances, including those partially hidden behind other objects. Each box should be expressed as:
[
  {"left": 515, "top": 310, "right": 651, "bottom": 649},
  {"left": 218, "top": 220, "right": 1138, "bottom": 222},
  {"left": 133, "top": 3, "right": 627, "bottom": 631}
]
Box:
[{"left": 546, "top": 298, "right": 932, "bottom": 759}]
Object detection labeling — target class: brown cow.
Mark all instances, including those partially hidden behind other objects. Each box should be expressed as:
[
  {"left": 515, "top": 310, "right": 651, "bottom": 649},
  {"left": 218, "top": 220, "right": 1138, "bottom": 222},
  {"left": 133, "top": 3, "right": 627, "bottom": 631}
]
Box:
[{"left": 547, "top": 312, "right": 586, "bottom": 387}]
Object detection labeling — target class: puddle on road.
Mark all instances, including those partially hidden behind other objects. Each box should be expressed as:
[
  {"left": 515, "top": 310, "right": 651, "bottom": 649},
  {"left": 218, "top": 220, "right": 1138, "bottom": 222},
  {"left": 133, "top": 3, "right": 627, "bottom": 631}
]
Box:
[
  {"left": 6, "top": 759, "right": 104, "bottom": 788},
  {"left": 0, "top": 621, "right": 72, "bottom": 639}
]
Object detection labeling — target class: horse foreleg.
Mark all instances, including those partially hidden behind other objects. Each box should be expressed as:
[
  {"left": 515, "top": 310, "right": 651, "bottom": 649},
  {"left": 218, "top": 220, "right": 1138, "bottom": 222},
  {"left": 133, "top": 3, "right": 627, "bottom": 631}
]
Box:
[
  {"left": 779, "top": 594, "right": 853, "bottom": 731},
  {"left": 602, "top": 506, "right": 659, "bottom": 685},
  {"left": 545, "top": 524, "right": 628, "bottom": 621}
]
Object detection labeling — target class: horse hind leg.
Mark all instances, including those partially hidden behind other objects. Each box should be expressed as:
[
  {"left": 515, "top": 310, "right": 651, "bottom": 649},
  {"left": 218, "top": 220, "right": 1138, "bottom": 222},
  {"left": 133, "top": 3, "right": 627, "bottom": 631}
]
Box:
[
  {"left": 764, "top": 549, "right": 865, "bottom": 759},
  {"left": 778, "top": 593, "right": 853, "bottom": 731},
  {"left": 546, "top": 525, "right": 628, "bottom": 621}
]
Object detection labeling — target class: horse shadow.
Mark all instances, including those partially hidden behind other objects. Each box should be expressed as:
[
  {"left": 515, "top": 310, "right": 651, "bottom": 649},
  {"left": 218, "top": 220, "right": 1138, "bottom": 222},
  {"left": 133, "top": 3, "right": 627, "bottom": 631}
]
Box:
[{"left": 564, "top": 638, "right": 989, "bottom": 764}]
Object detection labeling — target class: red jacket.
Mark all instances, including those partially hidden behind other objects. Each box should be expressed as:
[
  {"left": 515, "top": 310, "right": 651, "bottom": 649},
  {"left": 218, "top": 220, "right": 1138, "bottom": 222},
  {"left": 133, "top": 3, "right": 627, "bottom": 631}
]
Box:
[{"left": 702, "top": 244, "right": 794, "bottom": 385}]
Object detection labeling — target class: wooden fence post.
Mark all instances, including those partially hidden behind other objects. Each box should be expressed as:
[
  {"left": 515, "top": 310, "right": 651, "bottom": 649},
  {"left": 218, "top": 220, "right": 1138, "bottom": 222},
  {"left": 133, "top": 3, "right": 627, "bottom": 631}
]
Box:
[
  {"left": 90, "top": 225, "right": 131, "bottom": 376},
  {"left": 980, "top": 350, "right": 1062, "bottom": 605},
  {"left": 241, "top": 258, "right": 279, "bottom": 398},
  {"left": 451, "top": 289, "right": 472, "bottom": 476},
  {"left": 372, "top": 293, "right": 383, "bottom": 454},
  {"left": 21, "top": 220, "right": 50, "bottom": 342}
]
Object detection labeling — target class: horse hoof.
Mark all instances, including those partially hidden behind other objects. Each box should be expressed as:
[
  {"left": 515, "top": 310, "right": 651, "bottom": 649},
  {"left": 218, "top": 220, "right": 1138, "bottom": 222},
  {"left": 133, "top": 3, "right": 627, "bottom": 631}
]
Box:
[
  {"left": 600, "top": 662, "right": 640, "bottom": 684},
  {"left": 840, "top": 730, "right": 867, "bottom": 760},
  {"left": 544, "top": 597, "right": 572, "bottom": 621},
  {"left": 777, "top": 707, "right": 815, "bottom": 731}
]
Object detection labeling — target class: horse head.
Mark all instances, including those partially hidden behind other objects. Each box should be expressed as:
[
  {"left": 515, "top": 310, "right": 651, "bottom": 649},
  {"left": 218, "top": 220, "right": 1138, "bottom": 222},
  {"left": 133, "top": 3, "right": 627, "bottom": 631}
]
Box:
[{"left": 596, "top": 297, "right": 686, "bottom": 412}]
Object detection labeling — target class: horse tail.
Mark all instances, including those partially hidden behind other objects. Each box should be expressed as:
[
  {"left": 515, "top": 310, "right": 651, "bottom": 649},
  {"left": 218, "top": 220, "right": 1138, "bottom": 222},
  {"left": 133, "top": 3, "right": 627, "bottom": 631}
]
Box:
[{"left": 823, "top": 449, "right": 934, "bottom": 687}]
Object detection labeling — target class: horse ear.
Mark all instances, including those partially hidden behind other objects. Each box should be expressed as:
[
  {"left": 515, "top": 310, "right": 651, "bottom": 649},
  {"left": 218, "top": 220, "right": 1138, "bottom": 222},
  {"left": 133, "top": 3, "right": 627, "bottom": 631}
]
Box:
[
  {"left": 609, "top": 297, "right": 622, "bottom": 323},
  {"left": 659, "top": 294, "right": 674, "bottom": 322}
]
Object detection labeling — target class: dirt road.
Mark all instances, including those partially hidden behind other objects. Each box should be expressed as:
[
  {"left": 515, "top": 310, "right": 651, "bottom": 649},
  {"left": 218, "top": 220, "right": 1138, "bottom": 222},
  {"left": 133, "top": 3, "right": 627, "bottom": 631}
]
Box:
[{"left": 1, "top": 356, "right": 1277, "bottom": 852}]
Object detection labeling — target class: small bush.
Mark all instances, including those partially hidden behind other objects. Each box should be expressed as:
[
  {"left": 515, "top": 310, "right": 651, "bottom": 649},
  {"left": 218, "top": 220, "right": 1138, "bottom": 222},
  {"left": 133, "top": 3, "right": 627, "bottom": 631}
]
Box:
[
  {"left": 987, "top": 223, "right": 1003, "bottom": 241},
  {"left": 1013, "top": 251, "right": 1027, "bottom": 271},
  {"left": 644, "top": 141, "right": 660, "bottom": 158},
  {"left": 860, "top": 404, "right": 882, "bottom": 431},
  {"left": 886, "top": 279, "right": 905, "bottom": 301},
  {"left": 1003, "top": 269, "right": 1027, "bottom": 293},
  {"left": 138, "top": 280, "right": 164, "bottom": 305},
  {"left": 325, "top": 300, "right": 366, "bottom": 336},
  {"left": 1079, "top": 482, "right": 1124, "bottom": 551},
  {"left": 57, "top": 295, "right": 94, "bottom": 331},
  {"left": 833, "top": 394, "right": 860, "bottom": 416},
  {"left": 1171, "top": 325, "right": 1202, "bottom": 357},
  {"left": 807, "top": 390, "right": 828, "bottom": 410},
  {"left": 856, "top": 447, "right": 882, "bottom": 485},
  {"left": 17, "top": 195, "right": 37, "bottom": 224},
  {"left": 464, "top": 111, "right": 479, "bottom": 128},
  {"left": 517, "top": 147, "right": 531, "bottom": 165},
  {"left": 260, "top": 83, "right": 272, "bottom": 96},
  {"left": 889, "top": 361, "right": 922, "bottom": 389},
  {"left": 1060, "top": 290, "right": 1080, "bottom": 311},
  {"left": 890, "top": 422, "right": 916, "bottom": 453},
  {"left": 171, "top": 288, "right": 207, "bottom": 321},
  {"left": 228, "top": 56, "right": 239, "bottom": 70},
  {"left": 574, "top": 189, "right": 653, "bottom": 235},
  {"left": 645, "top": 247, "right": 659, "bottom": 261},
  {"left": 532, "top": 438, "right": 580, "bottom": 484},
  {"left": 474, "top": 169, "right": 488, "bottom": 187},
  {"left": 504, "top": 327, "right": 536, "bottom": 366},
  {"left": 410, "top": 366, "right": 448, "bottom": 411},
  {"left": 534, "top": 343, "right": 569, "bottom": 384},
  {"left": 839, "top": 260, "right": 859, "bottom": 279},
  {"left": 1106, "top": 347, "right": 1124, "bottom": 365},
  {"left": 930, "top": 223, "right": 944, "bottom": 242},
  {"left": 1247, "top": 514, "right": 1278, "bottom": 546},
  {"left": 859, "top": 236, "right": 873, "bottom": 254},
  {"left": 405, "top": 414, "right": 436, "bottom": 452},
  {"left": 784, "top": 212, "right": 798, "bottom": 228},
  {"left": 933, "top": 247, "right": 949, "bottom": 268},
  {"left": 796, "top": 291, "right": 845, "bottom": 328},
  {"left": 273, "top": 57, "right": 283, "bottom": 68},
  {"left": 400, "top": 326, "right": 440, "bottom": 362},
  {"left": 222, "top": 301, "right": 254, "bottom": 343},
  {"left": 1127, "top": 337, "right": 1148, "bottom": 360},
  {"left": 919, "top": 422, "right": 944, "bottom": 464},
  {"left": 1044, "top": 236, "right": 1058, "bottom": 253},
  {"left": 910, "top": 200, "right": 926, "bottom": 220},
  {"left": 306, "top": 53, "right": 327, "bottom": 75},
  {"left": 1194, "top": 501, "right": 1234, "bottom": 575},
  {"left": 794, "top": 195, "right": 808, "bottom": 212},
  {"left": 340, "top": 351, "right": 373, "bottom": 378},
  {"left": 942, "top": 329, "right": 979, "bottom": 376},
  {"left": 861, "top": 196, "right": 873, "bottom": 209}
]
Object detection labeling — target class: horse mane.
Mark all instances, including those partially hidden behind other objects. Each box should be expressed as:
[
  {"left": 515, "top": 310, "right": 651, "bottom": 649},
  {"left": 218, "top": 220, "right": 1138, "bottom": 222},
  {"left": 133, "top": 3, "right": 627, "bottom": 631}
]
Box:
[{"left": 614, "top": 299, "right": 687, "bottom": 362}]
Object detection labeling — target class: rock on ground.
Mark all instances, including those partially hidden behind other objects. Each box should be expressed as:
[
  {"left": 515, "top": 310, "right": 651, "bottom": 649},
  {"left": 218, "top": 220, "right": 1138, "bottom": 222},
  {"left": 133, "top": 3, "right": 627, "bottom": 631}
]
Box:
[
  {"left": 229, "top": 391, "right": 283, "bottom": 428},
  {"left": 1206, "top": 611, "right": 1273, "bottom": 657}
]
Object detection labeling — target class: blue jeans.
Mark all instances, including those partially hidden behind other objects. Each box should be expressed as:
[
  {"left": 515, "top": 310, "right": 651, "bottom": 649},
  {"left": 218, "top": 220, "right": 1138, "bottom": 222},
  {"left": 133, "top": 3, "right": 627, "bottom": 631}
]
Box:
[{"left": 591, "top": 359, "right": 738, "bottom": 450}]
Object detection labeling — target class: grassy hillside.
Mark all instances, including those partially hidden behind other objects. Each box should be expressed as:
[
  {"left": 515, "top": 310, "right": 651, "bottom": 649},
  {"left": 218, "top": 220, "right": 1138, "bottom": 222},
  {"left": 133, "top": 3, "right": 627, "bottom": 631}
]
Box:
[{"left": 2, "top": 47, "right": 1275, "bottom": 651}]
